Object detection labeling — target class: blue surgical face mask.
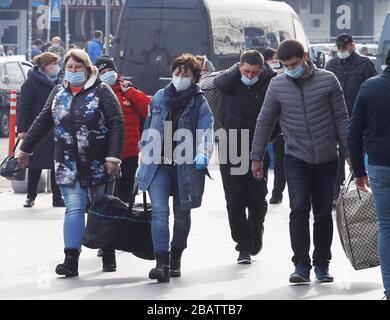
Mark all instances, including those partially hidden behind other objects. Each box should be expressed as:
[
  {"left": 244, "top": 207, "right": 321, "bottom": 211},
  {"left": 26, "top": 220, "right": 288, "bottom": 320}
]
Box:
[
  {"left": 64, "top": 70, "right": 86, "bottom": 86},
  {"left": 100, "top": 71, "right": 117, "bottom": 86},
  {"left": 283, "top": 64, "right": 305, "bottom": 79},
  {"left": 241, "top": 75, "right": 259, "bottom": 86}
]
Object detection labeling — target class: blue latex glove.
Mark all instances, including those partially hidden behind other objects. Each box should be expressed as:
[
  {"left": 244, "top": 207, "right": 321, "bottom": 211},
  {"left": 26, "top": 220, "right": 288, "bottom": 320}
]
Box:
[{"left": 194, "top": 153, "right": 209, "bottom": 170}]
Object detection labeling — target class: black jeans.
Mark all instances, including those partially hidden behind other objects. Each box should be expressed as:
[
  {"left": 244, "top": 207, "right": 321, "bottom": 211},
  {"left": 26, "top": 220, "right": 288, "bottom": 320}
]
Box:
[
  {"left": 285, "top": 155, "right": 338, "bottom": 268},
  {"left": 117, "top": 156, "right": 139, "bottom": 203},
  {"left": 27, "top": 168, "right": 62, "bottom": 201},
  {"left": 333, "top": 152, "right": 346, "bottom": 201},
  {"left": 220, "top": 161, "right": 268, "bottom": 252},
  {"left": 272, "top": 135, "right": 286, "bottom": 199}
]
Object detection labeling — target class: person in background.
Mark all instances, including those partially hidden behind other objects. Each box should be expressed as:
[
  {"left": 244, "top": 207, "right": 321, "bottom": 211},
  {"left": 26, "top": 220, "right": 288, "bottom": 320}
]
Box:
[
  {"left": 49, "top": 36, "right": 65, "bottom": 65},
  {"left": 17, "top": 52, "right": 64, "bottom": 208},
  {"left": 95, "top": 55, "right": 149, "bottom": 204},
  {"left": 263, "top": 48, "right": 283, "bottom": 74},
  {"left": 18, "top": 49, "right": 124, "bottom": 277},
  {"left": 43, "top": 42, "right": 53, "bottom": 53},
  {"left": 26, "top": 39, "right": 44, "bottom": 61},
  {"left": 263, "top": 47, "right": 286, "bottom": 204},
  {"left": 359, "top": 46, "right": 370, "bottom": 57},
  {"left": 86, "top": 30, "right": 103, "bottom": 64},
  {"left": 214, "top": 50, "right": 277, "bottom": 265},
  {"left": 326, "top": 34, "right": 377, "bottom": 208},
  {"left": 348, "top": 49, "right": 390, "bottom": 301},
  {"left": 137, "top": 53, "right": 214, "bottom": 283},
  {"left": 251, "top": 40, "right": 349, "bottom": 284}
]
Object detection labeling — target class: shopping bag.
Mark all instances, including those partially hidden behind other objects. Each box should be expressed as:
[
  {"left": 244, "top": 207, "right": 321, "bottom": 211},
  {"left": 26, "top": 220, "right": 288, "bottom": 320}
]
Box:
[{"left": 336, "top": 172, "right": 380, "bottom": 270}]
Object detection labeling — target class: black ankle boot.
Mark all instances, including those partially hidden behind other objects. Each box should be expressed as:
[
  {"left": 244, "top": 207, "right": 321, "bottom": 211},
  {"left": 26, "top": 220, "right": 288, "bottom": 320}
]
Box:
[
  {"left": 55, "top": 248, "right": 80, "bottom": 277},
  {"left": 170, "top": 247, "right": 184, "bottom": 277},
  {"left": 102, "top": 249, "right": 116, "bottom": 272},
  {"left": 149, "top": 251, "right": 170, "bottom": 282}
]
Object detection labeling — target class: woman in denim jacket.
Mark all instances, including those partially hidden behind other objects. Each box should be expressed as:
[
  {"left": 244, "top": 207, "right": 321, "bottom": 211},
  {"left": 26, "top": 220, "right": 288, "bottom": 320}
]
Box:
[{"left": 137, "top": 54, "right": 214, "bottom": 282}]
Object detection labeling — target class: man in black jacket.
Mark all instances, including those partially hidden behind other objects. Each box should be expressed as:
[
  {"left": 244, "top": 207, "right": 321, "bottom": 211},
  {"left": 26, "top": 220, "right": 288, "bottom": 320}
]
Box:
[
  {"left": 214, "top": 50, "right": 277, "bottom": 264},
  {"left": 326, "top": 33, "right": 377, "bottom": 206},
  {"left": 348, "top": 49, "right": 390, "bottom": 301}
]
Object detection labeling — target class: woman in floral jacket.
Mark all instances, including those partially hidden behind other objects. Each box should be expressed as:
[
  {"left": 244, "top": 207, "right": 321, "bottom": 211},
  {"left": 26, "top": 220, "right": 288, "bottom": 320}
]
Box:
[{"left": 18, "top": 49, "right": 124, "bottom": 277}]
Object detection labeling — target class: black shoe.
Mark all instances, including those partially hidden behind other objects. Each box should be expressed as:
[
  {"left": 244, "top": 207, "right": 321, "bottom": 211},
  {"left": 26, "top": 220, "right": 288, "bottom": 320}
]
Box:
[
  {"left": 55, "top": 248, "right": 80, "bottom": 277},
  {"left": 249, "top": 225, "right": 264, "bottom": 256},
  {"left": 102, "top": 249, "right": 116, "bottom": 272},
  {"left": 149, "top": 251, "right": 170, "bottom": 282},
  {"left": 269, "top": 196, "right": 283, "bottom": 204},
  {"left": 52, "top": 198, "right": 65, "bottom": 207},
  {"left": 314, "top": 265, "right": 334, "bottom": 283},
  {"left": 97, "top": 248, "right": 103, "bottom": 257},
  {"left": 23, "top": 198, "right": 35, "bottom": 208},
  {"left": 237, "top": 251, "right": 251, "bottom": 264},
  {"left": 170, "top": 247, "right": 184, "bottom": 277},
  {"left": 289, "top": 264, "right": 311, "bottom": 284}
]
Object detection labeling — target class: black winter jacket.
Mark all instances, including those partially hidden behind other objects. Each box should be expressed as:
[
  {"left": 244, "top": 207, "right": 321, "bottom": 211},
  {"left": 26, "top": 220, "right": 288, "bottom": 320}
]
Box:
[
  {"left": 20, "top": 69, "right": 124, "bottom": 187},
  {"left": 326, "top": 51, "right": 377, "bottom": 115},
  {"left": 214, "top": 63, "right": 277, "bottom": 139},
  {"left": 17, "top": 66, "right": 62, "bottom": 169}
]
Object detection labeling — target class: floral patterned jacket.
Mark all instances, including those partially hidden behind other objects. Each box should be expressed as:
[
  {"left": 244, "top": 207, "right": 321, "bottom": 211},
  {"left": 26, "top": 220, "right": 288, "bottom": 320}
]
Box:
[{"left": 20, "top": 68, "right": 124, "bottom": 187}]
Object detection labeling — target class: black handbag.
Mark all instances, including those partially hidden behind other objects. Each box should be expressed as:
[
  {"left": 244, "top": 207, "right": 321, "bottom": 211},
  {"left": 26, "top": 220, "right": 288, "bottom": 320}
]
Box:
[
  {"left": 0, "top": 138, "right": 26, "bottom": 181},
  {"left": 83, "top": 182, "right": 154, "bottom": 260}
]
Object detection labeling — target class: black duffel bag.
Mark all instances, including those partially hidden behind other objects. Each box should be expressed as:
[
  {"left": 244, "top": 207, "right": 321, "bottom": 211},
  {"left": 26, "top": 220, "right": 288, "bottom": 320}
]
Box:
[
  {"left": 0, "top": 138, "right": 26, "bottom": 181},
  {"left": 83, "top": 185, "right": 154, "bottom": 260}
]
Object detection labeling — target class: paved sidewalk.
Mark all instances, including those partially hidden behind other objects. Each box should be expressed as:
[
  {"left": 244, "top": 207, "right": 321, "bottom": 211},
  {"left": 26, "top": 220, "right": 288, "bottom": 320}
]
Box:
[{"left": 0, "top": 168, "right": 385, "bottom": 300}]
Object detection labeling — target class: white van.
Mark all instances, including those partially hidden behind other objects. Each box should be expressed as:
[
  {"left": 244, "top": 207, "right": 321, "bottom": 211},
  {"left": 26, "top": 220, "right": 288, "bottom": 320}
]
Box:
[{"left": 114, "top": 0, "right": 315, "bottom": 94}]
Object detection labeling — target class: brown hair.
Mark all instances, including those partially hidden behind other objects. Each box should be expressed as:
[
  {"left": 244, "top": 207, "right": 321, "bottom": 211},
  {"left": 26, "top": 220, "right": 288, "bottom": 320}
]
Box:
[
  {"left": 32, "top": 52, "right": 59, "bottom": 69},
  {"left": 240, "top": 50, "right": 264, "bottom": 66},
  {"left": 64, "top": 49, "right": 93, "bottom": 74},
  {"left": 170, "top": 53, "right": 202, "bottom": 84}
]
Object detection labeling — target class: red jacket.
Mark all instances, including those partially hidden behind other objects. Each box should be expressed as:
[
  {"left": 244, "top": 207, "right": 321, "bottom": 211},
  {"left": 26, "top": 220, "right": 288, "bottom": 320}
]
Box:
[{"left": 111, "top": 76, "right": 150, "bottom": 160}]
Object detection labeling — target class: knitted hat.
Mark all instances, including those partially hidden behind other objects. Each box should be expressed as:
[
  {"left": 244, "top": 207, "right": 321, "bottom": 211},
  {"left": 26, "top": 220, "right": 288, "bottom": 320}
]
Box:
[{"left": 94, "top": 55, "right": 117, "bottom": 72}]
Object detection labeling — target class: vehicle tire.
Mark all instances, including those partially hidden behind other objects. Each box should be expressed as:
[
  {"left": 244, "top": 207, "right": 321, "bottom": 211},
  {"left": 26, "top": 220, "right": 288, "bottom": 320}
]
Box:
[{"left": 0, "top": 111, "right": 9, "bottom": 137}]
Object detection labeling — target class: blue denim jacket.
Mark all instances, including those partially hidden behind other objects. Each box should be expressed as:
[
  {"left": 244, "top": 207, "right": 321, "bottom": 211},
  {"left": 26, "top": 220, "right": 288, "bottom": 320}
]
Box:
[{"left": 137, "top": 87, "right": 214, "bottom": 210}]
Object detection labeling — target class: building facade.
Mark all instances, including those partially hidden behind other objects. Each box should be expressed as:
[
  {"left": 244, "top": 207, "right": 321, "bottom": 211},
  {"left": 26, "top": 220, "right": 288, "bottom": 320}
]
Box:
[
  {"left": 0, "top": 0, "right": 124, "bottom": 55},
  {"left": 276, "top": 0, "right": 390, "bottom": 43}
]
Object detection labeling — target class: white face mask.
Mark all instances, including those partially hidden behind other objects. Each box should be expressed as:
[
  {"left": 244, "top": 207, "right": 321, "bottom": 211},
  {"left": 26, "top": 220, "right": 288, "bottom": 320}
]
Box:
[
  {"left": 172, "top": 75, "right": 192, "bottom": 91},
  {"left": 337, "top": 50, "right": 351, "bottom": 60}
]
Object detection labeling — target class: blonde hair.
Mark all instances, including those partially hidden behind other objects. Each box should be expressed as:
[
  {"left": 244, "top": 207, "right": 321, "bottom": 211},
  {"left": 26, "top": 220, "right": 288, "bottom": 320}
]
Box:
[
  {"left": 64, "top": 49, "right": 93, "bottom": 74},
  {"left": 32, "top": 52, "right": 59, "bottom": 69}
]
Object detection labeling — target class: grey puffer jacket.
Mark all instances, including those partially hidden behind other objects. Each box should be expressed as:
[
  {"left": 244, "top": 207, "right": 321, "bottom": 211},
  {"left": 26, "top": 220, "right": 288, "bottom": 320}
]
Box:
[{"left": 250, "top": 62, "right": 349, "bottom": 165}]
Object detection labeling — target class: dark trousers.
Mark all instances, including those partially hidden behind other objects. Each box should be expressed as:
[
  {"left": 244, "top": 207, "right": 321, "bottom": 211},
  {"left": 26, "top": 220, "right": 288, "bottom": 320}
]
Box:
[
  {"left": 220, "top": 161, "right": 268, "bottom": 252},
  {"left": 27, "top": 168, "right": 62, "bottom": 201},
  {"left": 118, "top": 156, "right": 139, "bottom": 203},
  {"left": 333, "top": 152, "right": 346, "bottom": 201},
  {"left": 272, "top": 135, "right": 286, "bottom": 198},
  {"left": 285, "top": 155, "right": 338, "bottom": 268}
]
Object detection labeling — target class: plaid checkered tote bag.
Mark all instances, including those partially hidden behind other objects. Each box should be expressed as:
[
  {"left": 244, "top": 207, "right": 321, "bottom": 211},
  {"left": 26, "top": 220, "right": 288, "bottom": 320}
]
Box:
[{"left": 336, "top": 172, "right": 380, "bottom": 270}]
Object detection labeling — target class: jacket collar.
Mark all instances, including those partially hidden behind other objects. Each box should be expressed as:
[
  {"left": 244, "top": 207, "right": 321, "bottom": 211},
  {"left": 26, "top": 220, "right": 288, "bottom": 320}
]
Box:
[{"left": 63, "top": 66, "right": 99, "bottom": 91}]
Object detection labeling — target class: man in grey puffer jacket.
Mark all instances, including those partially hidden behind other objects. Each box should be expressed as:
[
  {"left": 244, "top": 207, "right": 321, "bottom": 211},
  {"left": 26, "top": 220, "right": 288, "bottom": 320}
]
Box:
[{"left": 250, "top": 40, "right": 350, "bottom": 284}]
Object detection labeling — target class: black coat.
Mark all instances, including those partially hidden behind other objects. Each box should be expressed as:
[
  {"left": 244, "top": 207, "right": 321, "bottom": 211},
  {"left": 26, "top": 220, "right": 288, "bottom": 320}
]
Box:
[
  {"left": 326, "top": 51, "right": 377, "bottom": 115},
  {"left": 20, "top": 72, "right": 124, "bottom": 188},
  {"left": 17, "top": 66, "right": 62, "bottom": 169},
  {"left": 214, "top": 63, "right": 277, "bottom": 159}
]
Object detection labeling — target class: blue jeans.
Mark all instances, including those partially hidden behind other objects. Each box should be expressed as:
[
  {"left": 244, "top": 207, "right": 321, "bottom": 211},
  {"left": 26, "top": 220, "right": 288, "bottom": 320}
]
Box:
[
  {"left": 368, "top": 165, "right": 390, "bottom": 296},
  {"left": 59, "top": 180, "right": 114, "bottom": 250},
  {"left": 148, "top": 165, "right": 191, "bottom": 252}
]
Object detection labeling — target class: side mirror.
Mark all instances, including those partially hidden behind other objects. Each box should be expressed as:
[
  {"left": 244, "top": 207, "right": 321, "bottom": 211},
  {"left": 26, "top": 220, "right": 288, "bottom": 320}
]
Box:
[
  {"left": 0, "top": 75, "right": 9, "bottom": 84},
  {"left": 315, "top": 51, "right": 326, "bottom": 69}
]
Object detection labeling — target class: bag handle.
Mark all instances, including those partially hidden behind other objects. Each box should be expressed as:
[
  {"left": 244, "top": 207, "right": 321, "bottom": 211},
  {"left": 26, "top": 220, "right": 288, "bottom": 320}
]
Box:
[
  {"left": 128, "top": 178, "right": 149, "bottom": 214},
  {"left": 11, "top": 138, "right": 21, "bottom": 156},
  {"left": 342, "top": 170, "right": 363, "bottom": 200},
  {"left": 103, "top": 173, "right": 120, "bottom": 195}
]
